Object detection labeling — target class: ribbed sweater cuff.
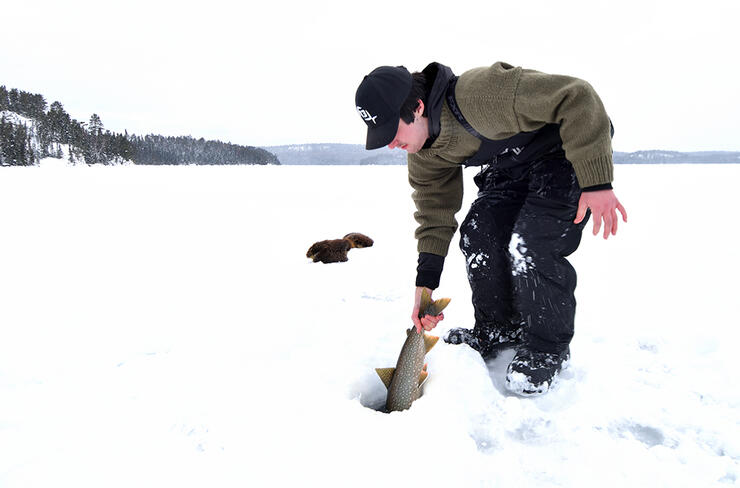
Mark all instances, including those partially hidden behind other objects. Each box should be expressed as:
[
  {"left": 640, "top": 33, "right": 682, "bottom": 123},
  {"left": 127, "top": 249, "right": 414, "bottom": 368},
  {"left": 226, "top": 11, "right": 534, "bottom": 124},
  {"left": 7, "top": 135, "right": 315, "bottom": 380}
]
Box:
[
  {"left": 417, "top": 236, "right": 451, "bottom": 257},
  {"left": 572, "top": 154, "right": 614, "bottom": 188},
  {"left": 582, "top": 182, "right": 613, "bottom": 192},
  {"left": 416, "top": 252, "right": 445, "bottom": 290}
]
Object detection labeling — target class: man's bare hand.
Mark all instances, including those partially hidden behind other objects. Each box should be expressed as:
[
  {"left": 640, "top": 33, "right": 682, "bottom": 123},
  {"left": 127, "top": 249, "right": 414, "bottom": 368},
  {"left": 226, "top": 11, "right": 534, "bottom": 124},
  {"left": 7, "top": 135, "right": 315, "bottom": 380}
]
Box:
[
  {"left": 574, "top": 189, "right": 628, "bottom": 239},
  {"left": 411, "top": 286, "right": 444, "bottom": 333}
]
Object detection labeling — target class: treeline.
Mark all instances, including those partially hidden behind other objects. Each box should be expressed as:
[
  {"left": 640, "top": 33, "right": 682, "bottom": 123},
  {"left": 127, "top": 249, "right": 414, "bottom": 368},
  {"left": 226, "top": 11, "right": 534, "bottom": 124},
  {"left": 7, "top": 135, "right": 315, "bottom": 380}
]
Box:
[
  {"left": 132, "top": 135, "right": 279, "bottom": 165},
  {"left": 0, "top": 85, "right": 279, "bottom": 166}
]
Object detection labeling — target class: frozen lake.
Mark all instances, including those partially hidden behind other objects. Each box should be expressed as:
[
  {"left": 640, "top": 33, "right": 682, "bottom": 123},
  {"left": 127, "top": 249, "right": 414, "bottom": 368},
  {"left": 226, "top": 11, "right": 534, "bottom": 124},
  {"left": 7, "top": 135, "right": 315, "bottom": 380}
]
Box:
[{"left": 0, "top": 162, "right": 738, "bottom": 487}]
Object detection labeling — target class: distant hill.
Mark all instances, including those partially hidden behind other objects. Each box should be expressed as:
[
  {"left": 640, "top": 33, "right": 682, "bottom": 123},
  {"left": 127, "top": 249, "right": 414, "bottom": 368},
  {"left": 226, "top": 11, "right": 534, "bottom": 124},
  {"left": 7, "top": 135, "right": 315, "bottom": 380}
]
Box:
[
  {"left": 262, "top": 144, "right": 405, "bottom": 165},
  {"left": 614, "top": 151, "right": 740, "bottom": 164},
  {"left": 265, "top": 144, "right": 740, "bottom": 165}
]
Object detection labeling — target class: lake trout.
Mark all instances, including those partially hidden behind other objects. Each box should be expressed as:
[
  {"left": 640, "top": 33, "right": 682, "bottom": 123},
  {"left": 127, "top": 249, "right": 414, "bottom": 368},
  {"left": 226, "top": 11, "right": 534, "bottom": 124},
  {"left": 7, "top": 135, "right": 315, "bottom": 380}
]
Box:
[{"left": 375, "top": 289, "right": 451, "bottom": 412}]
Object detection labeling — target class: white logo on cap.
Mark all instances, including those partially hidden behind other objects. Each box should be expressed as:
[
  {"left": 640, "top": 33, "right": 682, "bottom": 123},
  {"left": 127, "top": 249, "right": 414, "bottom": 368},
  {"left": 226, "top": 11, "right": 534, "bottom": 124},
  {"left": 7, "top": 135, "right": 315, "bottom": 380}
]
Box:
[{"left": 356, "top": 106, "right": 378, "bottom": 125}]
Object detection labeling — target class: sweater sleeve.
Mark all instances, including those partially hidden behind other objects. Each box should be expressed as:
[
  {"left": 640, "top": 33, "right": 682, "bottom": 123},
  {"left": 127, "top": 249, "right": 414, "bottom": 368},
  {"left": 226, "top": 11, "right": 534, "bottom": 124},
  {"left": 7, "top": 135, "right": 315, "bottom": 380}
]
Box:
[
  {"left": 407, "top": 152, "right": 463, "bottom": 257},
  {"left": 513, "top": 68, "right": 614, "bottom": 188}
]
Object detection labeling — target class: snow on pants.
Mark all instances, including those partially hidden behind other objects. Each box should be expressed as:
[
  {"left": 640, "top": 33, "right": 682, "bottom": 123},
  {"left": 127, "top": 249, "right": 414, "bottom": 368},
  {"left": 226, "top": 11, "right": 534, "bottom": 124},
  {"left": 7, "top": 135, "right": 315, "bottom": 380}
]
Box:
[{"left": 459, "top": 154, "right": 590, "bottom": 354}]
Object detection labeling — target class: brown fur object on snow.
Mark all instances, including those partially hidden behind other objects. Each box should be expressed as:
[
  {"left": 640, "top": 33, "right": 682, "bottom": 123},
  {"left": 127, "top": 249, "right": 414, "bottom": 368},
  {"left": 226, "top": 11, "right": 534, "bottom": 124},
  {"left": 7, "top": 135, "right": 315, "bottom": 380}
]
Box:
[{"left": 306, "top": 233, "right": 374, "bottom": 263}]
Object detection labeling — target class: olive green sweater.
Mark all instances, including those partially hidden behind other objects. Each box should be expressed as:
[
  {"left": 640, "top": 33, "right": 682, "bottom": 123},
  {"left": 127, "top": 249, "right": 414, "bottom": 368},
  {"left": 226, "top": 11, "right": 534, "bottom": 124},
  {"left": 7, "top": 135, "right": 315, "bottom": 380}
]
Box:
[{"left": 408, "top": 62, "right": 614, "bottom": 257}]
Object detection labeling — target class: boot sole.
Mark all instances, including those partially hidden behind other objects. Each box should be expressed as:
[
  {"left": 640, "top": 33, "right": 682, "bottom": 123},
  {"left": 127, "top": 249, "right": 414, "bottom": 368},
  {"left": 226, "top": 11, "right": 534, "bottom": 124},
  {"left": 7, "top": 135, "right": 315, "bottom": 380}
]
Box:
[{"left": 504, "top": 357, "right": 570, "bottom": 397}]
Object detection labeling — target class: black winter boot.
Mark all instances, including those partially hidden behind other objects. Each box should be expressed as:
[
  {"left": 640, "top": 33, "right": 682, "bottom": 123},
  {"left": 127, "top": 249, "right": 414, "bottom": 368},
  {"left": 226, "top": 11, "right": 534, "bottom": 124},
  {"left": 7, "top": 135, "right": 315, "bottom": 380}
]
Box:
[
  {"left": 505, "top": 346, "right": 570, "bottom": 396},
  {"left": 445, "top": 325, "right": 523, "bottom": 359}
]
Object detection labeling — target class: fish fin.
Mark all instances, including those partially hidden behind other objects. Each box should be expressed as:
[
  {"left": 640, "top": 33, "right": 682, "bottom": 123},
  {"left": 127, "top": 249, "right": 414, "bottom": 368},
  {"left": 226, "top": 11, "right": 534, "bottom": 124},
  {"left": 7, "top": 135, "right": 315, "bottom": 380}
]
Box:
[
  {"left": 424, "top": 334, "right": 439, "bottom": 353},
  {"left": 423, "top": 363, "right": 428, "bottom": 372},
  {"left": 431, "top": 297, "right": 451, "bottom": 315},
  {"left": 418, "top": 288, "right": 432, "bottom": 318},
  {"left": 418, "top": 370, "right": 429, "bottom": 387},
  {"left": 419, "top": 289, "right": 452, "bottom": 317},
  {"left": 375, "top": 368, "right": 395, "bottom": 389}
]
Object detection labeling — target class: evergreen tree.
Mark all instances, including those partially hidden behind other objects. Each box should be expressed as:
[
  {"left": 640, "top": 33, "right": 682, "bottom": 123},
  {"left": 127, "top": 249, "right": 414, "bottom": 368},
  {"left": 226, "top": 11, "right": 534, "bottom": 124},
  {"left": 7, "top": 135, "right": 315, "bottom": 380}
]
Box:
[
  {"left": 0, "top": 116, "right": 8, "bottom": 165},
  {"left": 69, "top": 121, "right": 88, "bottom": 164},
  {"left": 26, "top": 129, "right": 36, "bottom": 165},
  {"left": 36, "top": 113, "right": 52, "bottom": 158},
  {"left": 15, "top": 124, "right": 28, "bottom": 165},
  {"left": 48, "top": 101, "right": 72, "bottom": 145},
  {"left": 87, "top": 114, "right": 105, "bottom": 164},
  {"left": 0, "top": 118, "right": 21, "bottom": 165},
  {"left": 0, "top": 122, "right": 32, "bottom": 166},
  {"left": 8, "top": 88, "right": 19, "bottom": 112},
  {"left": 88, "top": 114, "right": 103, "bottom": 135},
  {"left": 0, "top": 86, "right": 8, "bottom": 111},
  {"left": 24, "top": 93, "right": 46, "bottom": 118}
]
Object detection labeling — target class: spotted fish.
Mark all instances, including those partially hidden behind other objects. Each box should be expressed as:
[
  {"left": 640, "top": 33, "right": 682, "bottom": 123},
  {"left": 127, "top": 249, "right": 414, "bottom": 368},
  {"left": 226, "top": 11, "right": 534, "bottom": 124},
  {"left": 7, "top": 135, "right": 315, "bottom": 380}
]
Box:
[{"left": 375, "top": 289, "right": 451, "bottom": 412}]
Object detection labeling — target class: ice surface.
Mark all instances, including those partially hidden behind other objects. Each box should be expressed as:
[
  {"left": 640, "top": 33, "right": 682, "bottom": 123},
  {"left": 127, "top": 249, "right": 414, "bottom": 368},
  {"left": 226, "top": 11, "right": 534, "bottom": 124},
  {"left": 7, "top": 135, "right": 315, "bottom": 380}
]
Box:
[{"left": 0, "top": 163, "right": 738, "bottom": 487}]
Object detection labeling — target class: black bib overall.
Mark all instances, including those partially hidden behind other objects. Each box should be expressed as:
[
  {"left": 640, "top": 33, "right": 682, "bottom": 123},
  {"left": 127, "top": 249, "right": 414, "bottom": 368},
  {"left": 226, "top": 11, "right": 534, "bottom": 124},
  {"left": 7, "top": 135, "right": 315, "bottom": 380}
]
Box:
[{"left": 447, "top": 78, "right": 591, "bottom": 354}]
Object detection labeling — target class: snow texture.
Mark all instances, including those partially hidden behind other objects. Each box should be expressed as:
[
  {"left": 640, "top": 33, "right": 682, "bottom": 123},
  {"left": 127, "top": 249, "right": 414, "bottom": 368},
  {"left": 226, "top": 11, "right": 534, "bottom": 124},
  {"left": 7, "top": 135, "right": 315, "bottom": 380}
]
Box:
[
  {"left": 0, "top": 162, "right": 738, "bottom": 487},
  {"left": 506, "top": 370, "right": 547, "bottom": 396},
  {"left": 466, "top": 252, "right": 489, "bottom": 281},
  {"left": 509, "top": 233, "right": 534, "bottom": 276},
  {"left": 1, "top": 110, "right": 35, "bottom": 127}
]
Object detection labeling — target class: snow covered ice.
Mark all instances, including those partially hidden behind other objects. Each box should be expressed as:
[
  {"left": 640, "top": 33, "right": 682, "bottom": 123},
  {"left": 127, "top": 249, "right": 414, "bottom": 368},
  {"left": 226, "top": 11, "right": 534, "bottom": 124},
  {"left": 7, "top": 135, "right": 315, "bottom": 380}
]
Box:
[{"left": 0, "top": 162, "right": 738, "bottom": 487}]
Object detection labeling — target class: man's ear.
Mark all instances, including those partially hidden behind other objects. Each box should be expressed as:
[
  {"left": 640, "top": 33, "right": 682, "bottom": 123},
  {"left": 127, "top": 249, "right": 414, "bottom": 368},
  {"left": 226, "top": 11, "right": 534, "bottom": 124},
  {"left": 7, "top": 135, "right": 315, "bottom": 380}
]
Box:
[{"left": 415, "top": 100, "right": 425, "bottom": 119}]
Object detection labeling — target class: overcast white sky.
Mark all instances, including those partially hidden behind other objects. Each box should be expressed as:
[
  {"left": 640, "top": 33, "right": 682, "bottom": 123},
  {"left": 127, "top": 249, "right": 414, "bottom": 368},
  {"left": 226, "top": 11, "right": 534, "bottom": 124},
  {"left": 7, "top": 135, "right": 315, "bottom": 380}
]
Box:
[{"left": 2, "top": 0, "right": 739, "bottom": 151}]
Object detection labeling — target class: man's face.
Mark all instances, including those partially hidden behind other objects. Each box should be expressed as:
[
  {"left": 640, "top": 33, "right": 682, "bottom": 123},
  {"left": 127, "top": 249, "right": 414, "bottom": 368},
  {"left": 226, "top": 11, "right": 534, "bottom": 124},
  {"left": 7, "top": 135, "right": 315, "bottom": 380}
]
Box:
[{"left": 387, "top": 101, "right": 428, "bottom": 154}]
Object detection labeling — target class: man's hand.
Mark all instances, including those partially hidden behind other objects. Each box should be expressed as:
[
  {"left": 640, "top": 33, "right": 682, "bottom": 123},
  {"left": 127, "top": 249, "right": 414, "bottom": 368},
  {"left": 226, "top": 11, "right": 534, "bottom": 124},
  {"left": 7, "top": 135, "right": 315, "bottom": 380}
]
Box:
[
  {"left": 411, "top": 286, "right": 444, "bottom": 333},
  {"left": 574, "top": 189, "right": 628, "bottom": 239}
]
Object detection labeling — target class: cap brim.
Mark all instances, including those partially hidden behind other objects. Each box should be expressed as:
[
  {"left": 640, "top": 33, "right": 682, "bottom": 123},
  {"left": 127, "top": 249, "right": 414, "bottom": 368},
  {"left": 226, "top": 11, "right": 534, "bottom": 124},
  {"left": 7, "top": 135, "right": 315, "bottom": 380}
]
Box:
[{"left": 365, "top": 116, "right": 399, "bottom": 150}]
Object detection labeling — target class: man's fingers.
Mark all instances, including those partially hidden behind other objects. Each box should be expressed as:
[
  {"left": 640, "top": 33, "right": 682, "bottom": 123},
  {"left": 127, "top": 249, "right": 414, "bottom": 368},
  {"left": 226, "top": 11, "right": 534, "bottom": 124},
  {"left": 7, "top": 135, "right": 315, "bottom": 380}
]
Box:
[
  {"left": 574, "top": 201, "right": 588, "bottom": 224},
  {"left": 579, "top": 193, "right": 627, "bottom": 240},
  {"left": 592, "top": 210, "right": 602, "bottom": 236},
  {"left": 421, "top": 316, "right": 433, "bottom": 331},
  {"left": 412, "top": 315, "right": 422, "bottom": 333},
  {"left": 610, "top": 208, "right": 618, "bottom": 236},
  {"left": 617, "top": 201, "right": 628, "bottom": 222},
  {"left": 602, "top": 208, "right": 613, "bottom": 239},
  {"left": 420, "top": 313, "right": 444, "bottom": 332},
  {"left": 603, "top": 212, "right": 612, "bottom": 239}
]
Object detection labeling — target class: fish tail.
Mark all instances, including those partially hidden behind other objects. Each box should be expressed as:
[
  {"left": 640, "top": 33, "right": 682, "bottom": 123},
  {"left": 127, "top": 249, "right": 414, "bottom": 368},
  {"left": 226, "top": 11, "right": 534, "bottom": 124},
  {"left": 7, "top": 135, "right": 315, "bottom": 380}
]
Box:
[{"left": 419, "top": 288, "right": 451, "bottom": 317}]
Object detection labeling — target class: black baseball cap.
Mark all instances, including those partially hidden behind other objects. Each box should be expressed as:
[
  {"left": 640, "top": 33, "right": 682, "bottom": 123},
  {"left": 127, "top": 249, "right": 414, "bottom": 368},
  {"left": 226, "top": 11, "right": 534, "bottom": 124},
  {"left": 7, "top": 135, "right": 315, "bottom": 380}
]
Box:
[{"left": 355, "top": 66, "right": 412, "bottom": 150}]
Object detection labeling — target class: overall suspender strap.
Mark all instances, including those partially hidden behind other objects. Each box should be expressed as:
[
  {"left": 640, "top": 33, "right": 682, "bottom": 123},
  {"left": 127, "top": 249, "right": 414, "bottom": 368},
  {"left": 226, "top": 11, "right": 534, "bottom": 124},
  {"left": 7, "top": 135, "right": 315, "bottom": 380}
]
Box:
[
  {"left": 445, "top": 77, "right": 485, "bottom": 141},
  {"left": 446, "top": 76, "right": 567, "bottom": 168},
  {"left": 446, "top": 77, "right": 540, "bottom": 150}
]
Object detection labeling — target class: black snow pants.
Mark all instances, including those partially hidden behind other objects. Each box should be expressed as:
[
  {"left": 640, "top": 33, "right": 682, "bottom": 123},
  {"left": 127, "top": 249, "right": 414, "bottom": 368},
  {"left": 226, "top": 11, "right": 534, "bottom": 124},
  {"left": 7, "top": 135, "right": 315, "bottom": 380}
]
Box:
[{"left": 459, "top": 153, "right": 590, "bottom": 354}]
